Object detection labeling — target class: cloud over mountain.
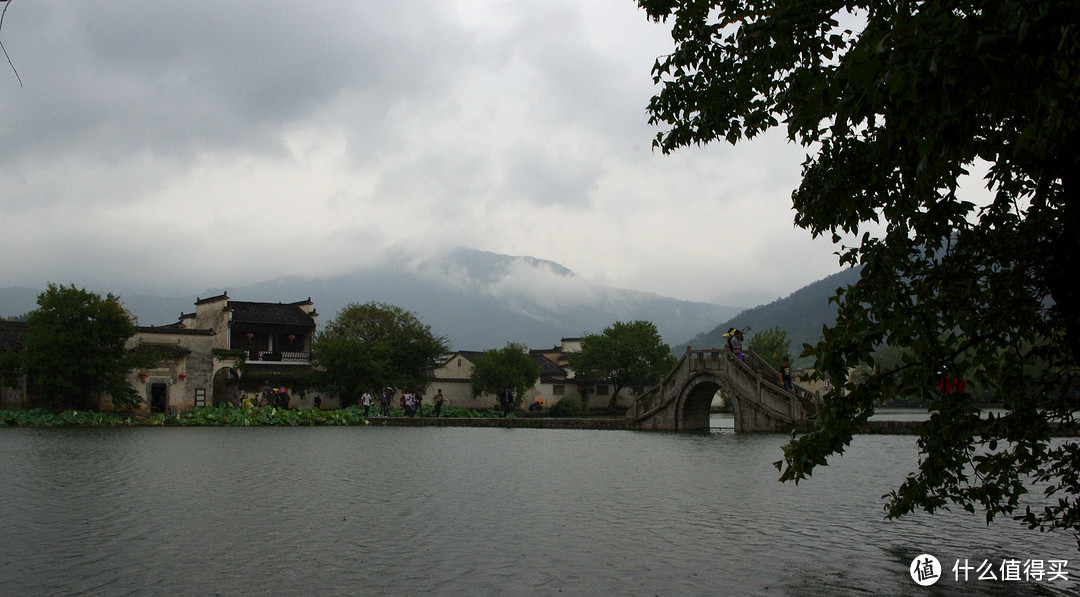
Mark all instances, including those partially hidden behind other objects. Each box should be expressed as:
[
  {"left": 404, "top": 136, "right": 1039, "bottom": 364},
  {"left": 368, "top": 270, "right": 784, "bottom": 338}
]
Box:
[{"left": 2, "top": 248, "right": 743, "bottom": 351}]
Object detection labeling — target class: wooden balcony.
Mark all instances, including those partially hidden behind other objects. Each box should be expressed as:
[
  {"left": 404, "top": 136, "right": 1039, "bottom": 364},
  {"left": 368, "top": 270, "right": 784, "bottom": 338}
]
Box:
[{"left": 247, "top": 350, "right": 311, "bottom": 364}]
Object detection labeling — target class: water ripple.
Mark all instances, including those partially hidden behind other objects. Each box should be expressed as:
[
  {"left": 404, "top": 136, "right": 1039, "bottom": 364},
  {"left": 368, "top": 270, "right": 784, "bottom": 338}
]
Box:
[{"left": 1, "top": 427, "right": 1076, "bottom": 596}]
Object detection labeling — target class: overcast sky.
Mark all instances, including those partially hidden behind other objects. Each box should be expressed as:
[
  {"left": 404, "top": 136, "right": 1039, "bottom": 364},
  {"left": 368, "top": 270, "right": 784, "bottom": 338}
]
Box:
[{"left": 0, "top": 0, "right": 850, "bottom": 307}]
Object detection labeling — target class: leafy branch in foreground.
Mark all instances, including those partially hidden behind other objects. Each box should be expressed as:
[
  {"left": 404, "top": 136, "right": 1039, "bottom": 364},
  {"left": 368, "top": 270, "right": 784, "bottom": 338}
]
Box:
[{"left": 640, "top": 0, "right": 1080, "bottom": 545}]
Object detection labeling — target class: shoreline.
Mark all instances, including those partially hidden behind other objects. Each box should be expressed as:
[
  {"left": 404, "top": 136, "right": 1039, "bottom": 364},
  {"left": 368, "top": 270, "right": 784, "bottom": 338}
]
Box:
[{"left": 3, "top": 408, "right": 1077, "bottom": 436}]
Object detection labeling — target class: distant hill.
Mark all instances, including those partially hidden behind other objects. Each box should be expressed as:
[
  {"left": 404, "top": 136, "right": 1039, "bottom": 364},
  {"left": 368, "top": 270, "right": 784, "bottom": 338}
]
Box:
[
  {"left": 0, "top": 286, "right": 202, "bottom": 329},
  {"left": 0, "top": 248, "right": 745, "bottom": 351},
  {"left": 676, "top": 266, "right": 863, "bottom": 365}
]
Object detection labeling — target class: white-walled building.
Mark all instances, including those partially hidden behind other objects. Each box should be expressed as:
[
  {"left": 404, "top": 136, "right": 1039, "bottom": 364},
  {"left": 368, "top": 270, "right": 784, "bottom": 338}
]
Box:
[{"left": 424, "top": 338, "right": 638, "bottom": 413}]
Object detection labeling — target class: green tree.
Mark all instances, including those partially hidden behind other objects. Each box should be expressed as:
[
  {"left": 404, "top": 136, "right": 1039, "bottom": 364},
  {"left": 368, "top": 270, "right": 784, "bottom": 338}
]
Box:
[
  {"left": 312, "top": 302, "right": 448, "bottom": 404},
  {"left": 0, "top": 343, "right": 22, "bottom": 390},
  {"left": 746, "top": 326, "right": 791, "bottom": 372},
  {"left": 469, "top": 343, "right": 541, "bottom": 409},
  {"left": 20, "top": 284, "right": 151, "bottom": 410},
  {"left": 640, "top": 0, "right": 1080, "bottom": 540},
  {"left": 566, "top": 320, "right": 677, "bottom": 413}
]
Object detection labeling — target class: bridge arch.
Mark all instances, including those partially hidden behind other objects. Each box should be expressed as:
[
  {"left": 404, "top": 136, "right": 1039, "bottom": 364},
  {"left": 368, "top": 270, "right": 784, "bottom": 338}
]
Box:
[
  {"left": 674, "top": 372, "right": 749, "bottom": 432},
  {"left": 674, "top": 372, "right": 720, "bottom": 432}
]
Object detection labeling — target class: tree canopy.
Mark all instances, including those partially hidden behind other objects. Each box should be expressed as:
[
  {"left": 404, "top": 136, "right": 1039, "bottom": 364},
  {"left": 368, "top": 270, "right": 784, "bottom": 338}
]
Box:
[
  {"left": 312, "top": 302, "right": 448, "bottom": 404},
  {"left": 19, "top": 284, "right": 150, "bottom": 410},
  {"left": 566, "top": 320, "right": 677, "bottom": 413},
  {"left": 469, "top": 343, "right": 541, "bottom": 408},
  {"left": 640, "top": 0, "right": 1080, "bottom": 542},
  {"left": 747, "top": 326, "right": 791, "bottom": 372}
]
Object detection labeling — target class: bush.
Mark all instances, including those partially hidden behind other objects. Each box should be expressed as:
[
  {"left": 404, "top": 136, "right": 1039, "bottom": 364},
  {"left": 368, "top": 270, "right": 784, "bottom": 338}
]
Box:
[{"left": 547, "top": 393, "right": 583, "bottom": 417}]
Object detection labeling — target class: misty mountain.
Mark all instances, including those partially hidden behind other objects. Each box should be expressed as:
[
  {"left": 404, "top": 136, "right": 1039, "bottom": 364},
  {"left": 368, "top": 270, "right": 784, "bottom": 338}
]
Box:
[
  {"left": 1, "top": 248, "right": 744, "bottom": 351},
  {"left": 676, "top": 266, "right": 864, "bottom": 364}
]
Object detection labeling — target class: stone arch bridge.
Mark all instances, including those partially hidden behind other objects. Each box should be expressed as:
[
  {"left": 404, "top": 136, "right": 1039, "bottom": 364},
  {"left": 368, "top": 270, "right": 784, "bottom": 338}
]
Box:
[{"left": 631, "top": 348, "right": 820, "bottom": 433}]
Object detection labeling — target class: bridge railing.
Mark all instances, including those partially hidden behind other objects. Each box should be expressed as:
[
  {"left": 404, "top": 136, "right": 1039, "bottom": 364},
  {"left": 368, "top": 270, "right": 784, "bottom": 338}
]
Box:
[{"left": 741, "top": 349, "right": 819, "bottom": 418}]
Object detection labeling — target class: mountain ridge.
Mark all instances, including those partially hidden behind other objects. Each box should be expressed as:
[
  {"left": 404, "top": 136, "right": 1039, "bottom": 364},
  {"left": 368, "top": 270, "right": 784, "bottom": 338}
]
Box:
[
  {"left": 0, "top": 248, "right": 747, "bottom": 350},
  {"left": 675, "top": 266, "right": 863, "bottom": 364}
]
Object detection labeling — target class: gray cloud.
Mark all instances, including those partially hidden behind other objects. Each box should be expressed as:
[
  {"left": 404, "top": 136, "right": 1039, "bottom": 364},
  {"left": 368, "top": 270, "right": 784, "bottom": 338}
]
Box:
[{"left": 0, "top": 0, "right": 867, "bottom": 308}]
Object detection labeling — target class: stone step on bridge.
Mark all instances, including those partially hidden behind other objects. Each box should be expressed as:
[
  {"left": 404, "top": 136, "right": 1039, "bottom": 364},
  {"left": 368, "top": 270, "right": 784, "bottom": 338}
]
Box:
[{"left": 630, "top": 347, "right": 821, "bottom": 433}]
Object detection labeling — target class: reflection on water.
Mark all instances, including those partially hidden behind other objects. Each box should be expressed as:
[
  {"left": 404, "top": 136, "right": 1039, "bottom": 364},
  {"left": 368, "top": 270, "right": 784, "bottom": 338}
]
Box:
[
  {"left": 869, "top": 408, "right": 934, "bottom": 422},
  {"left": 0, "top": 427, "right": 1076, "bottom": 596},
  {"left": 708, "top": 408, "right": 936, "bottom": 429}
]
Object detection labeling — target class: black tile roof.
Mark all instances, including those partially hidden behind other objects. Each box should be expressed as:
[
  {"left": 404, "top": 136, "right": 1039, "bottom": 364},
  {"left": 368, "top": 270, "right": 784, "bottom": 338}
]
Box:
[
  {"left": 442, "top": 350, "right": 570, "bottom": 381},
  {"left": 132, "top": 343, "right": 192, "bottom": 358},
  {"left": 0, "top": 320, "right": 27, "bottom": 351},
  {"left": 228, "top": 302, "right": 315, "bottom": 327},
  {"left": 137, "top": 325, "right": 214, "bottom": 336},
  {"left": 194, "top": 292, "right": 229, "bottom": 305},
  {"left": 443, "top": 350, "right": 485, "bottom": 364},
  {"left": 530, "top": 351, "right": 569, "bottom": 380}
]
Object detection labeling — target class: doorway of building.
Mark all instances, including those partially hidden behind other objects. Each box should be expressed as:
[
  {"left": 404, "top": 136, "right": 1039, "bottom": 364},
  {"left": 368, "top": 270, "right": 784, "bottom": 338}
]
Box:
[
  {"left": 150, "top": 383, "right": 168, "bottom": 414},
  {"left": 212, "top": 368, "right": 240, "bottom": 407}
]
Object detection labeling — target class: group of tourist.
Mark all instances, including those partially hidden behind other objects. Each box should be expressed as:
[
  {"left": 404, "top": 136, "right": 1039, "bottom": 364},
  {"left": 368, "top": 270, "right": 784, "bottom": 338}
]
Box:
[
  {"left": 400, "top": 390, "right": 423, "bottom": 417},
  {"left": 358, "top": 387, "right": 446, "bottom": 417},
  {"left": 725, "top": 326, "right": 796, "bottom": 392},
  {"left": 240, "top": 388, "right": 292, "bottom": 409},
  {"left": 724, "top": 326, "right": 749, "bottom": 362}
]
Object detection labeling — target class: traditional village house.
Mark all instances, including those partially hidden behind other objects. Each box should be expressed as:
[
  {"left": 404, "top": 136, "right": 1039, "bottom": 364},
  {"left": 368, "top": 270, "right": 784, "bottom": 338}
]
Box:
[
  {"left": 176, "top": 293, "right": 330, "bottom": 409},
  {"left": 517, "top": 350, "right": 571, "bottom": 408},
  {"left": 425, "top": 338, "right": 639, "bottom": 413},
  {"left": 532, "top": 337, "right": 638, "bottom": 412},
  {"left": 0, "top": 320, "right": 217, "bottom": 413},
  {"left": 111, "top": 326, "right": 216, "bottom": 414},
  {"left": 428, "top": 350, "right": 487, "bottom": 408},
  {"left": 533, "top": 338, "right": 580, "bottom": 408}
]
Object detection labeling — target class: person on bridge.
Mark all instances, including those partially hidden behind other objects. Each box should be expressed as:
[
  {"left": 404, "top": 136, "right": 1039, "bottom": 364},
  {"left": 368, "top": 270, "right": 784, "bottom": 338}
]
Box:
[
  {"left": 781, "top": 357, "right": 794, "bottom": 391},
  {"left": 724, "top": 327, "right": 749, "bottom": 362},
  {"left": 730, "top": 329, "right": 746, "bottom": 362}
]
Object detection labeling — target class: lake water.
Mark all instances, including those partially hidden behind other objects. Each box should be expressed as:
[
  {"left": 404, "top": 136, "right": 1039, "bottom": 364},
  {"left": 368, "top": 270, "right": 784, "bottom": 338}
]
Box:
[{"left": 1, "top": 418, "right": 1077, "bottom": 596}]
